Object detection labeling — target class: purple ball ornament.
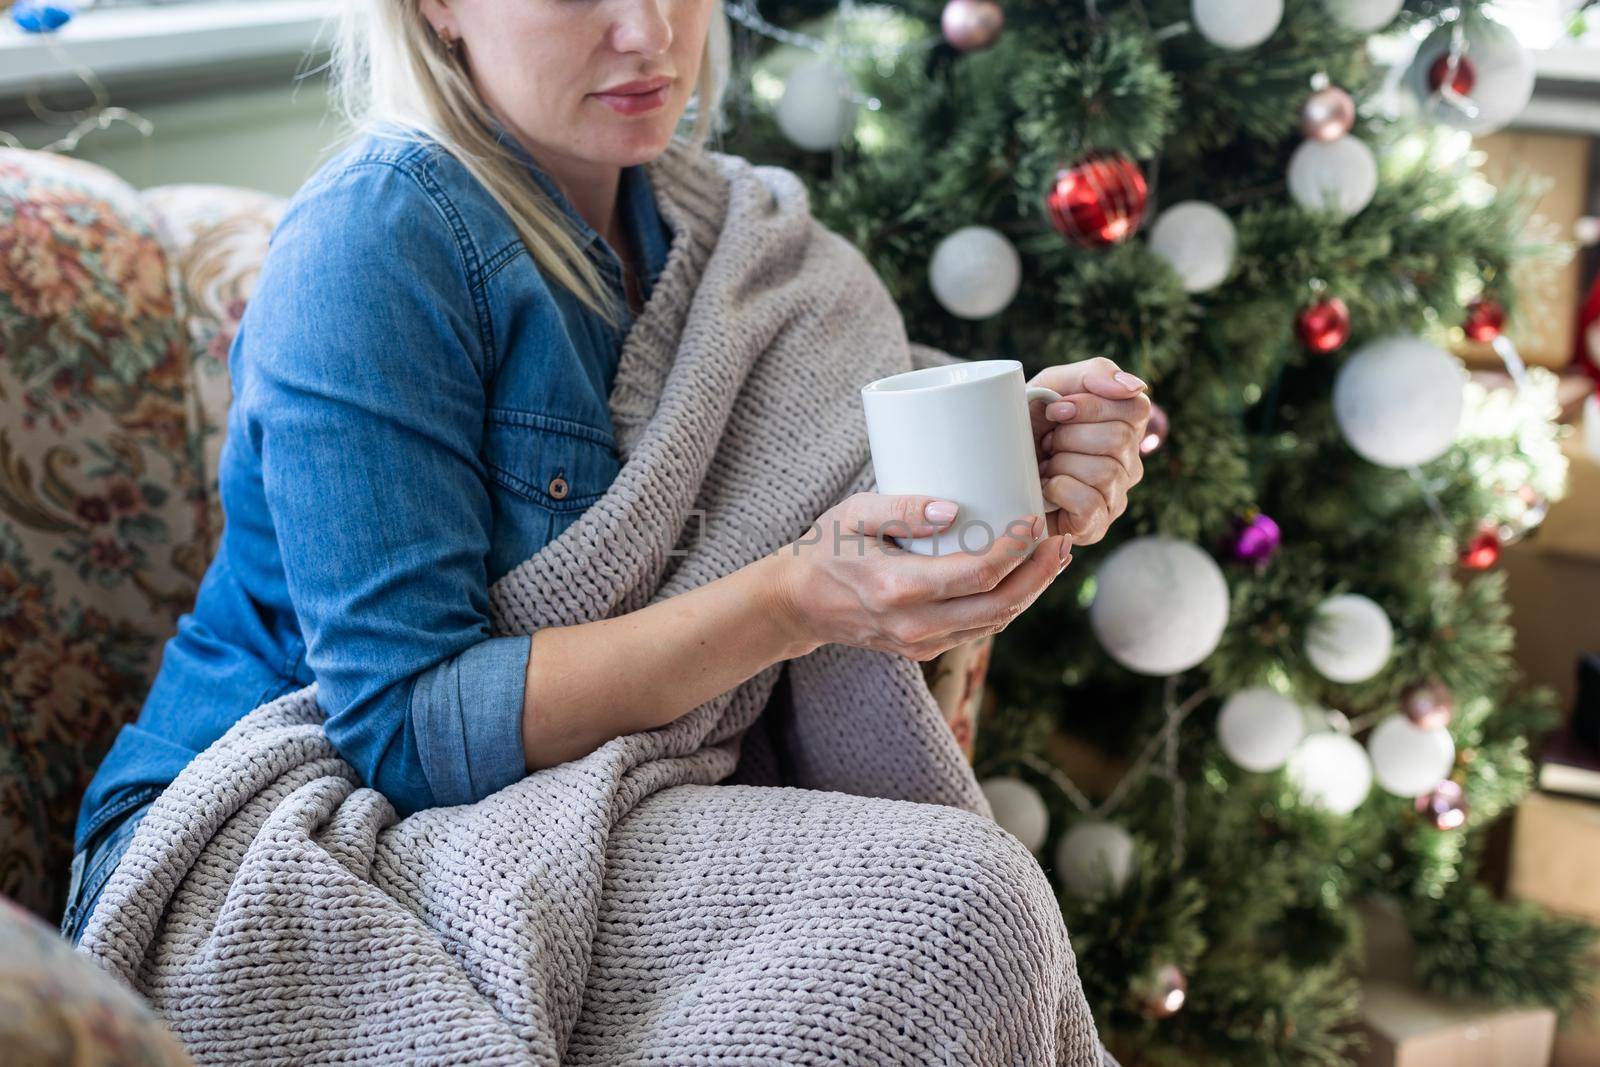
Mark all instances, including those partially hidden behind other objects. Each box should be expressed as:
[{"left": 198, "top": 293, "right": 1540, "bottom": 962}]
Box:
[
  {"left": 1228, "top": 511, "right": 1282, "bottom": 566},
  {"left": 1416, "top": 778, "right": 1468, "bottom": 831},
  {"left": 941, "top": 0, "right": 1005, "bottom": 53}
]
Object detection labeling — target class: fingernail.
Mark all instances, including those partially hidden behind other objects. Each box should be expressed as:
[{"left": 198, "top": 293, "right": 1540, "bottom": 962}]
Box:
[
  {"left": 1114, "top": 371, "right": 1147, "bottom": 392},
  {"left": 1031, "top": 514, "right": 1046, "bottom": 540},
  {"left": 1059, "top": 534, "right": 1073, "bottom": 563},
  {"left": 925, "top": 500, "right": 959, "bottom": 524},
  {"left": 1047, "top": 400, "right": 1077, "bottom": 421}
]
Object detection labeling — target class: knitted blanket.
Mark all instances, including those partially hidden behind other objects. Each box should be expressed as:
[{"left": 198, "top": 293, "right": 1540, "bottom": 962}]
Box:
[{"left": 78, "top": 136, "right": 1108, "bottom": 1066}]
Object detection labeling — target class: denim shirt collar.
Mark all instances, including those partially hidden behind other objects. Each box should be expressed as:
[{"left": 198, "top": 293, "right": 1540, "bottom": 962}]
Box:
[{"left": 487, "top": 117, "right": 667, "bottom": 292}]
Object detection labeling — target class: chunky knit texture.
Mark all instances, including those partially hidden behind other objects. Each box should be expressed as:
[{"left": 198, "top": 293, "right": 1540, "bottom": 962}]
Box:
[{"left": 77, "top": 138, "right": 1109, "bottom": 1066}]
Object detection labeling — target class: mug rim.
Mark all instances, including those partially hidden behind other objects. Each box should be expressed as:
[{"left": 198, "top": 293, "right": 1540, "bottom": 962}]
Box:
[{"left": 861, "top": 358, "right": 1019, "bottom": 396}]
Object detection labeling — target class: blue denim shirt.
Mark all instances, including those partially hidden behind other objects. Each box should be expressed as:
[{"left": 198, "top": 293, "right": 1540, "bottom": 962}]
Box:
[{"left": 74, "top": 120, "right": 673, "bottom": 850}]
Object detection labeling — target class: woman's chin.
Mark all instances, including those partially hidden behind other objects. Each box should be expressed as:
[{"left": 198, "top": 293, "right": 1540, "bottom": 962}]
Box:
[{"left": 593, "top": 120, "right": 682, "bottom": 163}]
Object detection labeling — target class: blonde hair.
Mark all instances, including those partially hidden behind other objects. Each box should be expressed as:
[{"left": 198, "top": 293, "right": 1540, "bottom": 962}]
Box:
[{"left": 321, "top": 0, "right": 732, "bottom": 330}]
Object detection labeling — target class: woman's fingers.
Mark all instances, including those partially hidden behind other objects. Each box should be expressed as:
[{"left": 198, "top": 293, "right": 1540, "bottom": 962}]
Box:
[
  {"left": 1041, "top": 420, "right": 1143, "bottom": 477},
  {"left": 873, "top": 511, "right": 1053, "bottom": 603},
  {"left": 902, "top": 623, "right": 1007, "bottom": 663},
  {"left": 1042, "top": 391, "right": 1152, "bottom": 429},
  {"left": 892, "top": 528, "right": 1071, "bottom": 644},
  {"left": 832, "top": 490, "right": 963, "bottom": 541},
  {"left": 1040, "top": 451, "right": 1134, "bottom": 517},
  {"left": 1038, "top": 466, "right": 1116, "bottom": 545}
]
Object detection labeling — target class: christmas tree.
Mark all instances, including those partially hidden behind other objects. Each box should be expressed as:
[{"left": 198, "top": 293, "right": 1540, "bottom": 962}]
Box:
[{"left": 715, "top": 1, "right": 1599, "bottom": 1063}]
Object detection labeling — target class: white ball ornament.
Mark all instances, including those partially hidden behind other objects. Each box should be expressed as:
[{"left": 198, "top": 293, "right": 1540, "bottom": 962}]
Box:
[
  {"left": 1055, "top": 821, "right": 1136, "bottom": 899},
  {"left": 1287, "top": 136, "right": 1378, "bottom": 219},
  {"left": 1328, "top": 0, "right": 1403, "bottom": 33},
  {"left": 1367, "top": 716, "right": 1456, "bottom": 798},
  {"left": 776, "top": 57, "right": 858, "bottom": 151},
  {"left": 980, "top": 776, "right": 1050, "bottom": 854},
  {"left": 1192, "top": 0, "right": 1283, "bottom": 50},
  {"left": 1305, "top": 593, "right": 1393, "bottom": 684},
  {"left": 1089, "top": 536, "right": 1230, "bottom": 677},
  {"left": 1147, "top": 201, "right": 1236, "bottom": 294},
  {"left": 1405, "top": 18, "right": 1535, "bottom": 135},
  {"left": 1287, "top": 731, "right": 1373, "bottom": 815},
  {"left": 1217, "top": 687, "right": 1307, "bottom": 772},
  {"left": 929, "top": 226, "right": 1022, "bottom": 320},
  {"left": 1333, "top": 335, "right": 1464, "bottom": 468}
]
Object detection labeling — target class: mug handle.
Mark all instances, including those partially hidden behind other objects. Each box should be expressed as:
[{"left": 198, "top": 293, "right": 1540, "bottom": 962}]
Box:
[{"left": 1024, "top": 385, "right": 1063, "bottom": 515}]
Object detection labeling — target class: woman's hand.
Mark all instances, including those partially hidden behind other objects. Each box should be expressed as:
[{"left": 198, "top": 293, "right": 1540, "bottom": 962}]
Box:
[
  {"left": 1027, "top": 357, "right": 1152, "bottom": 547},
  {"left": 767, "top": 492, "right": 1072, "bottom": 662}
]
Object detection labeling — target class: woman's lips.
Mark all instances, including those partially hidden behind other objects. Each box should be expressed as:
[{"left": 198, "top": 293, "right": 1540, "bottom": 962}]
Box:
[{"left": 593, "top": 85, "right": 669, "bottom": 115}]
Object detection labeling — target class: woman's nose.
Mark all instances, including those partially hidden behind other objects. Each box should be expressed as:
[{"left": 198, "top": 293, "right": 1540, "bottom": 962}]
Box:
[{"left": 611, "top": 0, "right": 673, "bottom": 55}]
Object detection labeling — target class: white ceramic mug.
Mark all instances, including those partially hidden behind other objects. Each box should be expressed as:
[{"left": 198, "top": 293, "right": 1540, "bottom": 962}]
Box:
[{"left": 860, "top": 358, "right": 1061, "bottom": 559}]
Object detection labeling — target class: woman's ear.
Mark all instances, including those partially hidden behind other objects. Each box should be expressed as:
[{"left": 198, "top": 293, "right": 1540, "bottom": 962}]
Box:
[{"left": 418, "top": 0, "right": 456, "bottom": 39}]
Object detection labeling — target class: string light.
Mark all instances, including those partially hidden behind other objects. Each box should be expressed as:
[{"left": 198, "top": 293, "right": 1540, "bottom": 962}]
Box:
[
  {"left": 0, "top": 32, "right": 154, "bottom": 154},
  {"left": 1016, "top": 683, "right": 1211, "bottom": 871},
  {"left": 724, "top": 0, "right": 942, "bottom": 62}
]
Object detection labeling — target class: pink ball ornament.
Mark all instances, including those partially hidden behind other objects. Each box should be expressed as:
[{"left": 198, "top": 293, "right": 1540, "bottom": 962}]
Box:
[
  {"left": 1416, "top": 778, "right": 1468, "bottom": 831},
  {"left": 1301, "top": 86, "right": 1356, "bottom": 142},
  {"left": 941, "top": 0, "right": 1004, "bottom": 53},
  {"left": 1133, "top": 962, "right": 1188, "bottom": 1020},
  {"left": 1401, "top": 678, "right": 1454, "bottom": 731},
  {"left": 1140, "top": 402, "right": 1169, "bottom": 455}
]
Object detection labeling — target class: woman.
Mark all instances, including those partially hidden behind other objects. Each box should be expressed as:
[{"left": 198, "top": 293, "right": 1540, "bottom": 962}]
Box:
[{"left": 64, "top": 0, "right": 1147, "bottom": 1052}]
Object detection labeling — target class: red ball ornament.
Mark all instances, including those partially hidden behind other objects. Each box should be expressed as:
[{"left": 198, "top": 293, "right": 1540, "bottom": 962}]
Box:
[
  {"left": 1402, "top": 678, "right": 1454, "bottom": 731},
  {"left": 1296, "top": 297, "right": 1351, "bottom": 354},
  {"left": 1046, "top": 153, "right": 1149, "bottom": 248},
  {"left": 1460, "top": 526, "right": 1501, "bottom": 570},
  {"left": 941, "top": 0, "right": 1004, "bottom": 53},
  {"left": 1463, "top": 296, "right": 1505, "bottom": 343},
  {"left": 1427, "top": 52, "right": 1477, "bottom": 97}
]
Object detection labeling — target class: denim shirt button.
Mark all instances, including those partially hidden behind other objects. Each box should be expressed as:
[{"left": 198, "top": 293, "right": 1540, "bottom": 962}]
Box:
[{"left": 547, "top": 473, "right": 569, "bottom": 500}]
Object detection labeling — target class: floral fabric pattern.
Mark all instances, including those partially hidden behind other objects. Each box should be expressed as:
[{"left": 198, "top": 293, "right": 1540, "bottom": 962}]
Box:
[
  {"left": 921, "top": 632, "right": 992, "bottom": 762},
  {"left": 0, "top": 148, "right": 281, "bottom": 920},
  {"left": 0, "top": 894, "right": 194, "bottom": 1065},
  {"left": 139, "top": 184, "right": 283, "bottom": 546}
]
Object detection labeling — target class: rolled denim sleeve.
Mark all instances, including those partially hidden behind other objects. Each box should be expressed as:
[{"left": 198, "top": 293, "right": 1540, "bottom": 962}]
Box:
[{"left": 235, "top": 158, "right": 530, "bottom": 815}]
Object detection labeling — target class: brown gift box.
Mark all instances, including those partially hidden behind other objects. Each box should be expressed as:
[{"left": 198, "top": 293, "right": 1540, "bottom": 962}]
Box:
[
  {"left": 1502, "top": 427, "right": 1600, "bottom": 713},
  {"left": 1457, "top": 129, "right": 1592, "bottom": 372},
  {"left": 1356, "top": 980, "right": 1557, "bottom": 1067},
  {"left": 1506, "top": 791, "right": 1600, "bottom": 1067},
  {"left": 1356, "top": 897, "right": 1557, "bottom": 1067},
  {"left": 1508, "top": 791, "right": 1600, "bottom": 927}
]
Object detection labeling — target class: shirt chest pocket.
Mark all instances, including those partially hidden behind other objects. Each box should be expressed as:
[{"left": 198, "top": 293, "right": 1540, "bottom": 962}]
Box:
[
  {"left": 483, "top": 409, "right": 621, "bottom": 514},
  {"left": 482, "top": 410, "right": 622, "bottom": 583}
]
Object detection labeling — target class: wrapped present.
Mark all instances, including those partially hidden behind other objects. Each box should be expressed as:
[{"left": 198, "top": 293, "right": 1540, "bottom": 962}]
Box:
[
  {"left": 1357, "top": 895, "right": 1557, "bottom": 1067},
  {"left": 921, "top": 633, "right": 992, "bottom": 762},
  {"left": 1356, "top": 978, "right": 1556, "bottom": 1067}
]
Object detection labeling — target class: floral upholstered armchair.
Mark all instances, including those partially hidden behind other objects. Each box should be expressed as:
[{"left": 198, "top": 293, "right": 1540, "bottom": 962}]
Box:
[{"left": 0, "top": 144, "right": 994, "bottom": 928}]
